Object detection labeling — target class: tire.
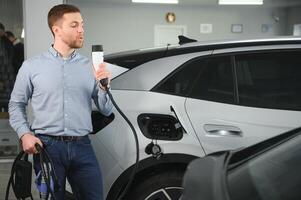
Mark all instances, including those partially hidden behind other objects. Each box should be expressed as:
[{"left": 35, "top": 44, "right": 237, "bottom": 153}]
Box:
[{"left": 126, "top": 170, "right": 184, "bottom": 200}]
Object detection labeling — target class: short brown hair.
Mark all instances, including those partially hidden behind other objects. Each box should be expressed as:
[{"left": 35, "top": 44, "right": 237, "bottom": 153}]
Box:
[{"left": 48, "top": 4, "right": 80, "bottom": 35}]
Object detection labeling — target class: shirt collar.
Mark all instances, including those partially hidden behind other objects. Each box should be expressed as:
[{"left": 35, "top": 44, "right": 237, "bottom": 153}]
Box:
[{"left": 48, "top": 45, "right": 77, "bottom": 59}]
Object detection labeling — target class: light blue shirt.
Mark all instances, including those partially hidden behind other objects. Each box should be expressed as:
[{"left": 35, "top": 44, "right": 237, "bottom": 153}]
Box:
[{"left": 9, "top": 46, "right": 113, "bottom": 138}]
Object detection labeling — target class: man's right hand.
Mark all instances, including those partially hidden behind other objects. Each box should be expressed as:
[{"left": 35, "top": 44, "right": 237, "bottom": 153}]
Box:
[{"left": 20, "top": 133, "right": 43, "bottom": 154}]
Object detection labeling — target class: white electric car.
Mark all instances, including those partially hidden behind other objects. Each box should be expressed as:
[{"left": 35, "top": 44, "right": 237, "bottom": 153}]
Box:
[{"left": 90, "top": 37, "right": 301, "bottom": 200}]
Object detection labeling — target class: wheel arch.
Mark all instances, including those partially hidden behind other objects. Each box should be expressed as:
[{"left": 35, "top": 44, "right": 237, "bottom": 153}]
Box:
[{"left": 106, "top": 153, "right": 198, "bottom": 200}]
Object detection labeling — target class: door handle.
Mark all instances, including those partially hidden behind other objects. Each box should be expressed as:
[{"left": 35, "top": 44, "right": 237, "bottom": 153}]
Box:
[{"left": 204, "top": 124, "right": 243, "bottom": 137}]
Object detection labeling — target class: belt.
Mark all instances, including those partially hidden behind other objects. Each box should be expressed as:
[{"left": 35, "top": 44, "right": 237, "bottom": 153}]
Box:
[{"left": 38, "top": 135, "right": 86, "bottom": 142}]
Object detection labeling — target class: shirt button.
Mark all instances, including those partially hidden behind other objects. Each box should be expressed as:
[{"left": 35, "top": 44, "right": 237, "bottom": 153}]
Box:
[
  {"left": 65, "top": 128, "right": 68, "bottom": 131},
  {"left": 65, "top": 114, "right": 68, "bottom": 117}
]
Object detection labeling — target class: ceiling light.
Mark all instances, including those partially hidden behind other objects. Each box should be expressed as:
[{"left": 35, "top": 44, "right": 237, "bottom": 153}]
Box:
[
  {"left": 218, "top": 0, "right": 263, "bottom": 5},
  {"left": 132, "top": 0, "right": 178, "bottom": 4}
]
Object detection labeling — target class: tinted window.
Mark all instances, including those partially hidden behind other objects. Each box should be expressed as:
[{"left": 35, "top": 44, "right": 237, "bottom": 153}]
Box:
[
  {"left": 228, "top": 133, "right": 301, "bottom": 200},
  {"left": 153, "top": 57, "right": 207, "bottom": 96},
  {"left": 189, "top": 56, "right": 234, "bottom": 104},
  {"left": 236, "top": 51, "right": 301, "bottom": 111}
]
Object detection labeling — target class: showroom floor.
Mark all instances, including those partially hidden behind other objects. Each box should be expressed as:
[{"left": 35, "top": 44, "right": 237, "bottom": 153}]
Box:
[{"left": 0, "top": 160, "right": 40, "bottom": 200}]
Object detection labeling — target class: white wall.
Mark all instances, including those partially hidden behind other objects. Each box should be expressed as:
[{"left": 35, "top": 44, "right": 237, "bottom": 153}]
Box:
[
  {"left": 23, "top": 0, "right": 64, "bottom": 59},
  {"left": 69, "top": 1, "right": 288, "bottom": 56}
]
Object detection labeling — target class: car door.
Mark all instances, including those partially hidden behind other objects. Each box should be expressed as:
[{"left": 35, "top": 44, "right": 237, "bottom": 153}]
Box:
[{"left": 185, "top": 46, "right": 301, "bottom": 154}]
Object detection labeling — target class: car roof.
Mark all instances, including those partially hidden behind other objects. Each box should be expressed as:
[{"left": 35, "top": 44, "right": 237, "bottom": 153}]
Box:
[
  {"left": 110, "top": 37, "right": 301, "bottom": 91},
  {"left": 105, "top": 36, "right": 301, "bottom": 69},
  {"left": 110, "top": 50, "right": 213, "bottom": 91}
]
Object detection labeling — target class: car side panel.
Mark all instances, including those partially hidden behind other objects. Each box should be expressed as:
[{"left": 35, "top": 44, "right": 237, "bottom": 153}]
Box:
[
  {"left": 185, "top": 99, "right": 301, "bottom": 154},
  {"left": 92, "top": 90, "right": 205, "bottom": 198}
]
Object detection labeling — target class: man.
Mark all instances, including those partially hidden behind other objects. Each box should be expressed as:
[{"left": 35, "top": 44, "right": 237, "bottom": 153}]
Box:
[
  {"left": 9, "top": 4, "right": 113, "bottom": 200},
  {"left": 0, "top": 22, "right": 14, "bottom": 111},
  {"left": 5, "top": 31, "right": 24, "bottom": 74},
  {"left": 0, "top": 23, "right": 14, "bottom": 61}
]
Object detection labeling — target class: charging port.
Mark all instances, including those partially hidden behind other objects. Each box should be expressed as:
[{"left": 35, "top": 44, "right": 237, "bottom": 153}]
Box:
[{"left": 138, "top": 114, "right": 183, "bottom": 141}]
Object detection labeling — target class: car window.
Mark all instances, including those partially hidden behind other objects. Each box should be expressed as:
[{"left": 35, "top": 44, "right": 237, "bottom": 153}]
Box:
[
  {"left": 189, "top": 56, "right": 234, "bottom": 104},
  {"left": 235, "top": 50, "right": 301, "bottom": 111},
  {"left": 153, "top": 57, "right": 207, "bottom": 96},
  {"left": 227, "top": 133, "right": 301, "bottom": 200}
]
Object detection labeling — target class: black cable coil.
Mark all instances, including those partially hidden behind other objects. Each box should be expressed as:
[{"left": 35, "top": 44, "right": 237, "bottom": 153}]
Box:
[{"left": 5, "top": 144, "right": 59, "bottom": 200}]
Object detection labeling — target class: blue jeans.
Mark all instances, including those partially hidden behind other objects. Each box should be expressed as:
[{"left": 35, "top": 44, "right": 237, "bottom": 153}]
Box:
[{"left": 33, "top": 135, "right": 103, "bottom": 200}]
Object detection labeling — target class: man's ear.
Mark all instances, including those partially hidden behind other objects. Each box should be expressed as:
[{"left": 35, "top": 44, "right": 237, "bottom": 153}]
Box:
[{"left": 52, "top": 25, "right": 60, "bottom": 37}]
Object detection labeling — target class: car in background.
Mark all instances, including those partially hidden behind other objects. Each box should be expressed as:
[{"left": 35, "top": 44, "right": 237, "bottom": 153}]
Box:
[
  {"left": 181, "top": 127, "right": 301, "bottom": 200},
  {"left": 90, "top": 37, "right": 301, "bottom": 200}
]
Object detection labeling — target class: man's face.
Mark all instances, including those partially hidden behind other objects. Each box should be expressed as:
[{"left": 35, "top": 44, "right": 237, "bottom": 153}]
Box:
[{"left": 54, "top": 12, "right": 84, "bottom": 49}]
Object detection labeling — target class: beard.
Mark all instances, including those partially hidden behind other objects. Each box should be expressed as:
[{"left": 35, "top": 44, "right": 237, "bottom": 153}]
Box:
[
  {"left": 62, "top": 36, "right": 84, "bottom": 49},
  {"left": 69, "top": 39, "right": 84, "bottom": 49}
]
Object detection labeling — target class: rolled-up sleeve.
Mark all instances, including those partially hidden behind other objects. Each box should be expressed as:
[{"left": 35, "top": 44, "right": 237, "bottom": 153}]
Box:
[
  {"left": 8, "top": 62, "right": 33, "bottom": 138},
  {"left": 92, "top": 80, "right": 113, "bottom": 116}
]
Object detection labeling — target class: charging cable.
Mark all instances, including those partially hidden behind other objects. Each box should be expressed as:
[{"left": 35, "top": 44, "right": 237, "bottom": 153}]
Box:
[
  {"left": 35, "top": 144, "right": 59, "bottom": 200},
  {"left": 5, "top": 144, "right": 59, "bottom": 200},
  {"left": 5, "top": 150, "right": 33, "bottom": 200},
  {"left": 100, "top": 78, "right": 140, "bottom": 200}
]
